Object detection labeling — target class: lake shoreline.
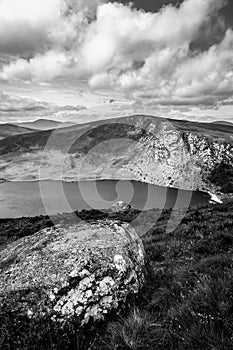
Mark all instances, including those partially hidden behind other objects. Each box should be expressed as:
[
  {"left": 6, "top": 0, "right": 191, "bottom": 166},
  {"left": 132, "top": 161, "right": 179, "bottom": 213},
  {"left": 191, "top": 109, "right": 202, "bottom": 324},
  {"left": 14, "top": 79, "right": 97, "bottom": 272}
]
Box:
[
  {"left": 0, "top": 177, "right": 210, "bottom": 196},
  {"left": 2, "top": 178, "right": 225, "bottom": 205},
  {"left": 0, "top": 179, "right": 212, "bottom": 219}
]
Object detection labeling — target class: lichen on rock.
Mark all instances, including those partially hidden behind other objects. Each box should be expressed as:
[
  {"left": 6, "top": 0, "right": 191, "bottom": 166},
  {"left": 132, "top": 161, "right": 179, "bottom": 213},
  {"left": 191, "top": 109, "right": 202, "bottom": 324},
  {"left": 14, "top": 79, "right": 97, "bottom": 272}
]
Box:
[{"left": 0, "top": 219, "right": 145, "bottom": 329}]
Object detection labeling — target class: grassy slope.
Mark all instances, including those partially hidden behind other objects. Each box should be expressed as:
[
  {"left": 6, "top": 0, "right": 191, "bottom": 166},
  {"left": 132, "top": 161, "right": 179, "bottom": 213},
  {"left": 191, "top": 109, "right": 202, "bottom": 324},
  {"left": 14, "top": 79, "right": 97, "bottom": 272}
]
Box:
[
  {"left": 0, "top": 123, "right": 34, "bottom": 139},
  {"left": 208, "top": 162, "right": 233, "bottom": 193},
  {"left": 1, "top": 201, "right": 233, "bottom": 349},
  {"left": 171, "top": 118, "right": 233, "bottom": 142}
]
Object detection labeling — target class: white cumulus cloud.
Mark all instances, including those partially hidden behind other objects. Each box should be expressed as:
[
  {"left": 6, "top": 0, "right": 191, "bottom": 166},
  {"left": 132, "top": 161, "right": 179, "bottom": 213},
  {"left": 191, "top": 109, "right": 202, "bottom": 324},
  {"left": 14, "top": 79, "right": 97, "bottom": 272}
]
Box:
[{"left": 0, "top": 0, "right": 232, "bottom": 106}]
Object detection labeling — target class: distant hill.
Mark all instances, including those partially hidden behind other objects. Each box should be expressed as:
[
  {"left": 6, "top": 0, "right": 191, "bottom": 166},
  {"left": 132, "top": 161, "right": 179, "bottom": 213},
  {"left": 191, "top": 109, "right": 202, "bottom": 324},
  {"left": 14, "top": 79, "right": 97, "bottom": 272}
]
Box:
[
  {"left": 211, "top": 121, "right": 233, "bottom": 126},
  {"left": 171, "top": 118, "right": 233, "bottom": 142},
  {"left": 0, "top": 123, "right": 34, "bottom": 139},
  {"left": 0, "top": 115, "right": 232, "bottom": 195},
  {"left": 17, "top": 118, "right": 77, "bottom": 130}
]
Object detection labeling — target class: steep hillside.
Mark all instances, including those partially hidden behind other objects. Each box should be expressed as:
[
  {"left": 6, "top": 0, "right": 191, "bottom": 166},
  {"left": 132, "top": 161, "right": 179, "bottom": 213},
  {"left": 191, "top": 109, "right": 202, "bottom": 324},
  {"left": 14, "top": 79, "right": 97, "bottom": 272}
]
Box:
[
  {"left": 0, "top": 123, "right": 34, "bottom": 139},
  {"left": 0, "top": 115, "right": 232, "bottom": 195}
]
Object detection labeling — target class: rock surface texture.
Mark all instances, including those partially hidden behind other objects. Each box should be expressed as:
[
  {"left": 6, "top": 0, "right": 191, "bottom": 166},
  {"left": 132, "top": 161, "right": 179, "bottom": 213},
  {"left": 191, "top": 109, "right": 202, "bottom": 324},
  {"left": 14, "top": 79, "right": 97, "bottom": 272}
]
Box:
[
  {"left": 0, "top": 220, "right": 145, "bottom": 326},
  {"left": 111, "top": 201, "right": 132, "bottom": 213}
]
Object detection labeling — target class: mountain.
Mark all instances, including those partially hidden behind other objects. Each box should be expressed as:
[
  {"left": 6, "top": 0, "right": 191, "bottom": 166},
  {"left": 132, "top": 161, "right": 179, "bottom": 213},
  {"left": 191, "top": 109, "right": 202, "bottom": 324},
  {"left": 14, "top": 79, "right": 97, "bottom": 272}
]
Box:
[
  {"left": 0, "top": 115, "right": 232, "bottom": 195},
  {"left": 0, "top": 123, "right": 34, "bottom": 139},
  {"left": 17, "top": 118, "right": 77, "bottom": 130},
  {"left": 211, "top": 121, "right": 233, "bottom": 126}
]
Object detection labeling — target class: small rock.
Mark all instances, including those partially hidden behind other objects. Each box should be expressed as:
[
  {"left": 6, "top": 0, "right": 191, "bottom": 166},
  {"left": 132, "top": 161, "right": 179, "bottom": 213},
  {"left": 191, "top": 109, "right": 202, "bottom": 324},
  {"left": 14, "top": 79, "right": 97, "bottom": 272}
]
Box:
[{"left": 111, "top": 201, "right": 132, "bottom": 213}]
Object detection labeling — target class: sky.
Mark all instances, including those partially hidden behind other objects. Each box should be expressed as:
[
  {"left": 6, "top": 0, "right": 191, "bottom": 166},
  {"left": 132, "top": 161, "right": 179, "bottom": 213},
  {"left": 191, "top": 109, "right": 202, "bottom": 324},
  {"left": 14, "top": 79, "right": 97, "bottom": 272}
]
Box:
[{"left": 0, "top": 0, "right": 233, "bottom": 124}]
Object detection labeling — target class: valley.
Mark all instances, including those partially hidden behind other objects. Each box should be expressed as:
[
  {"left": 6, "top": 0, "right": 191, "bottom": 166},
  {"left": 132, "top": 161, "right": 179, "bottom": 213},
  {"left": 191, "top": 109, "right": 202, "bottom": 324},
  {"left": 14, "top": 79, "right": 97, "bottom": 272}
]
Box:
[{"left": 0, "top": 115, "right": 232, "bottom": 197}]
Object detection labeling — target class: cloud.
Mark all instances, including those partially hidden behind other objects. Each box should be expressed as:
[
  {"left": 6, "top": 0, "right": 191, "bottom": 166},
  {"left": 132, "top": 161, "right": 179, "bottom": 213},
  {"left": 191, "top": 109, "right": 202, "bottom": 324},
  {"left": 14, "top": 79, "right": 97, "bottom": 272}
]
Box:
[
  {"left": 81, "top": 0, "right": 223, "bottom": 73},
  {"left": 0, "top": 0, "right": 61, "bottom": 56},
  {"left": 0, "top": 0, "right": 106, "bottom": 57},
  {"left": 0, "top": 91, "right": 86, "bottom": 123},
  {"left": 133, "top": 28, "right": 233, "bottom": 106},
  {"left": 0, "top": 92, "right": 51, "bottom": 111},
  {"left": 1, "top": 89, "right": 233, "bottom": 125},
  {"left": 82, "top": 0, "right": 232, "bottom": 106},
  {"left": 0, "top": 51, "right": 70, "bottom": 81},
  {"left": 0, "top": 0, "right": 232, "bottom": 106}
]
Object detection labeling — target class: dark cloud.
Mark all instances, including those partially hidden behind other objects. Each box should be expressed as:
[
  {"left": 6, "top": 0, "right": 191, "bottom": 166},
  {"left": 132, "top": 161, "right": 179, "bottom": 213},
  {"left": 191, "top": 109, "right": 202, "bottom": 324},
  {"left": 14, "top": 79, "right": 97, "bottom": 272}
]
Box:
[
  {"left": 111, "top": 0, "right": 183, "bottom": 12},
  {"left": 114, "top": 0, "right": 232, "bottom": 27}
]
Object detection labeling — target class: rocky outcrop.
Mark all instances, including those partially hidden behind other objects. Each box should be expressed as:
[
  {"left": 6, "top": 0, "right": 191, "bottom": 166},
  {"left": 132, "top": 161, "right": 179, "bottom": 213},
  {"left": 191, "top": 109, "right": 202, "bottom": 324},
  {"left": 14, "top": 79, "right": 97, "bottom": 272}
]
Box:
[
  {"left": 111, "top": 201, "right": 131, "bottom": 213},
  {"left": 0, "top": 220, "right": 145, "bottom": 327}
]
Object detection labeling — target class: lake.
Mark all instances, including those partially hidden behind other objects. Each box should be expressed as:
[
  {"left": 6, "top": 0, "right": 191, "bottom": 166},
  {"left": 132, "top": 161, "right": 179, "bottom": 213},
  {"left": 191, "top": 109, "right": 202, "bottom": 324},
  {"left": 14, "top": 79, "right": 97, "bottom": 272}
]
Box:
[{"left": 0, "top": 180, "right": 211, "bottom": 218}]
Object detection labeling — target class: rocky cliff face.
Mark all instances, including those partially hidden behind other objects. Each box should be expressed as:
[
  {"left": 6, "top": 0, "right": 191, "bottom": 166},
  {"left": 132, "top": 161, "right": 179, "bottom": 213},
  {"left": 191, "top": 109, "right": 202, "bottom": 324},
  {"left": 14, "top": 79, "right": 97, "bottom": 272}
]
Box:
[
  {"left": 0, "top": 115, "right": 232, "bottom": 194},
  {"left": 113, "top": 120, "right": 233, "bottom": 192}
]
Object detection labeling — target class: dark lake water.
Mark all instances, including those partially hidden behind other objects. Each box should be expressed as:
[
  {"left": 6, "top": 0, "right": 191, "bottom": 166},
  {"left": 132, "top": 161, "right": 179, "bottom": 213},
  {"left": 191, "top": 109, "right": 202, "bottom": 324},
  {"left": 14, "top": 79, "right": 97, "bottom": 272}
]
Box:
[{"left": 0, "top": 180, "right": 211, "bottom": 218}]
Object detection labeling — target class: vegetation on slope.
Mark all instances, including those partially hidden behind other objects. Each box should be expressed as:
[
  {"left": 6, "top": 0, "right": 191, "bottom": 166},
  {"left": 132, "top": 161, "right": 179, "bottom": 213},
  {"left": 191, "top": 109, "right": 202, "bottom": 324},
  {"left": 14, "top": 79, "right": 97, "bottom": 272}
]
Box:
[
  {"left": 0, "top": 124, "right": 34, "bottom": 139},
  {"left": 1, "top": 201, "right": 233, "bottom": 349},
  {"left": 208, "top": 162, "right": 233, "bottom": 193}
]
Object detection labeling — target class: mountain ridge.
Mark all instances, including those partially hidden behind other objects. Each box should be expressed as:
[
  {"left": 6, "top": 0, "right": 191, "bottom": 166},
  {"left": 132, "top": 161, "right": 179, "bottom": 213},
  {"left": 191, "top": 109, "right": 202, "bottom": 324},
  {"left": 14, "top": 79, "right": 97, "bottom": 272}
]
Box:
[
  {"left": 0, "top": 115, "right": 232, "bottom": 196},
  {"left": 16, "top": 118, "right": 78, "bottom": 130},
  {"left": 0, "top": 123, "right": 34, "bottom": 139}
]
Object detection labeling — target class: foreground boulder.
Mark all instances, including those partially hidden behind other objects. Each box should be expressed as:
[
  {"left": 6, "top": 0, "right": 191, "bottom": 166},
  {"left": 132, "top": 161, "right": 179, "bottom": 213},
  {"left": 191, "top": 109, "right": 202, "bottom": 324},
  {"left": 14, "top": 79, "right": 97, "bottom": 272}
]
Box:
[{"left": 0, "top": 220, "right": 145, "bottom": 328}]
